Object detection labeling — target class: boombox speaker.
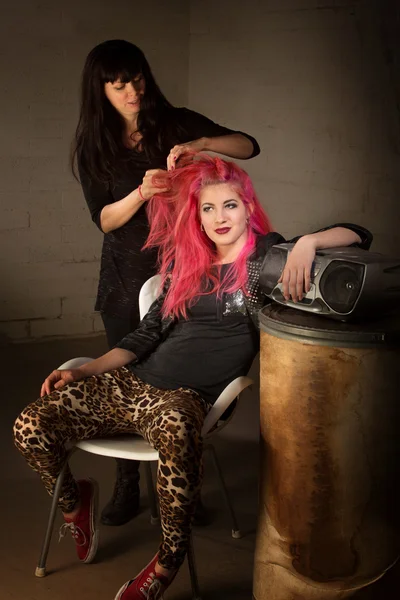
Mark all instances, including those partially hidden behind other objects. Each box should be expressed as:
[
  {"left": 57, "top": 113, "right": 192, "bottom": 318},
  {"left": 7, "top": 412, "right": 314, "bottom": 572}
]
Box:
[{"left": 259, "top": 245, "right": 400, "bottom": 321}]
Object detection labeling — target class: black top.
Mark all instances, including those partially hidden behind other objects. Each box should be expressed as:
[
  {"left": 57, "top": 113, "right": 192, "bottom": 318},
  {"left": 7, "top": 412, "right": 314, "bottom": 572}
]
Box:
[
  {"left": 79, "top": 107, "right": 260, "bottom": 321},
  {"left": 130, "top": 265, "right": 259, "bottom": 403}
]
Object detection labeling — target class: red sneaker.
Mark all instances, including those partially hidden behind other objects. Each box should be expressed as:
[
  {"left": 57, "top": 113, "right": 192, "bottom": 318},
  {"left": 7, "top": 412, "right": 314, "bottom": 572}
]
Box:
[
  {"left": 59, "top": 478, "right": 99, "bottom": 563},
  {"left": 114, "top": 553, "right": 174, "bottom": 600}
]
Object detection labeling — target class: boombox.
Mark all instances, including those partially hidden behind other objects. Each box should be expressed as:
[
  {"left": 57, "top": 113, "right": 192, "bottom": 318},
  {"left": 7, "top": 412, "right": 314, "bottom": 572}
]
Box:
[{"left": 259, "top": 245, "right": 400, "bottom": 321}]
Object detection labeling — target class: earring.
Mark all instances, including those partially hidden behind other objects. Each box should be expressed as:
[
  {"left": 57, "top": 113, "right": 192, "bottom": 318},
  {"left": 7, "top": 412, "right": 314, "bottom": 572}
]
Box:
[{"left": 246, "top": 217, "right": 249, "bottom": 224}]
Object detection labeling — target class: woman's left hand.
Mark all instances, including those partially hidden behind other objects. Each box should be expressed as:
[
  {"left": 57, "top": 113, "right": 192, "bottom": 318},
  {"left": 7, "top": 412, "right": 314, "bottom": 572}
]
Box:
[
  {"left": 167, "top": 138, "right": 206, "bottom": 171},
  {"left": 278, "top": 235, "right": 316, "bottom": 302}
]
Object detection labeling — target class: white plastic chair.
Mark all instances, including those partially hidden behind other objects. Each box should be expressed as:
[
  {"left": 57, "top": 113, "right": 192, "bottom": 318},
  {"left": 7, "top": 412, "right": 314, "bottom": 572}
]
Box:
[{"left": 35, "top": 275, "right": 253, "bottom": 599}]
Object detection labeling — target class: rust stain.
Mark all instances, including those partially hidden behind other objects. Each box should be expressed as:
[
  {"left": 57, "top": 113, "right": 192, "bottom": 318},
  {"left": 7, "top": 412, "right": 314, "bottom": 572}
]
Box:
[{"left": 257, "top": 331, "right": 400, "bottom": 594}]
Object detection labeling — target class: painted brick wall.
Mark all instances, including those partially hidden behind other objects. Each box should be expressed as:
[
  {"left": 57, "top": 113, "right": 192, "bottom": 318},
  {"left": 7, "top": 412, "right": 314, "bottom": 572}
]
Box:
[
  {"left": 0, "top": 0, "right": 189, "bottom": 341},
  {"left": 2, "top": 0, "right": 399, "bottom": 343},
  {"left": 189, "top": 0, "right": 400, "bottom": 251}
]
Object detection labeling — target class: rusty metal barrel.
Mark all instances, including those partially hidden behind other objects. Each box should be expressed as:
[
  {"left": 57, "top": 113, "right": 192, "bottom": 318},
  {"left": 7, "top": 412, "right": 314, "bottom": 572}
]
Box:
[{"left": 254, "top": 305, "right": 400, "bottom": 600}]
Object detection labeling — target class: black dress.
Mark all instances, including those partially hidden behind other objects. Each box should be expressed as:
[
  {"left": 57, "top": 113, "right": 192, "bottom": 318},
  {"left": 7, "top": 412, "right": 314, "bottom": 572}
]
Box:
[{"left": 79, "top": 107, "right": 260, "bottom": 340}]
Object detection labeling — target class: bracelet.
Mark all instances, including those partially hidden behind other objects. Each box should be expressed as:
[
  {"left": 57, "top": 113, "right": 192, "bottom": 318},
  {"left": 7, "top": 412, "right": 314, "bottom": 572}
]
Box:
[{"left": 138, "top": 185, "right": 147, "bottom": 201}]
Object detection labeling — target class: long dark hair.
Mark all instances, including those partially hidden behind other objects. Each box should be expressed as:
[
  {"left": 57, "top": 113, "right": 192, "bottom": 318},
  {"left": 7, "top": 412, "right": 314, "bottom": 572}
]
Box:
[{"left": 72, "top": 39, "right": 179, "bottom": 184}]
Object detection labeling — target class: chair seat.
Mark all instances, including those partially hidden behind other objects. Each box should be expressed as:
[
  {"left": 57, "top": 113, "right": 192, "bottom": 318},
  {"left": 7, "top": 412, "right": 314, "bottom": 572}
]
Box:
[{"left": 76, "top": 435, "right": 159, "bottom": 461}]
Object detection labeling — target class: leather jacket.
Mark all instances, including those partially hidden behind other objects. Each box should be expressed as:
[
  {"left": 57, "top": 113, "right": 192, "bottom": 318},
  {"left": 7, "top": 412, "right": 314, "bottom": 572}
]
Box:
[{"left": 116, "top": 224, "right": 372, "bottom": 360}]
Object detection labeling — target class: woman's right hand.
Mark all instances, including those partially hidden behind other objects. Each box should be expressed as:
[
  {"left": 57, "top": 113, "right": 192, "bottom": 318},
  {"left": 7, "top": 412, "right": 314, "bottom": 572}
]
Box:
[
  {"left": 40, "top": 368, "right": 85, "bottom": 398},
  {"left": 140, "top": 169, "right": 170, "bottom": 200}
]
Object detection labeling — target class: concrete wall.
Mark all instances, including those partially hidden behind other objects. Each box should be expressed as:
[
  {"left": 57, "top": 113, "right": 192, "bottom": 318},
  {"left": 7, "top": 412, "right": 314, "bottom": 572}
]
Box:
[
  {"left": 189, "top": 0, "right": 400, "bottom": 248},
  {"left": 1, "top": 0, "right": 399, "bottom": 342},
  {"left": 0, "top": 0, "right": 189, "bottom": 342}
]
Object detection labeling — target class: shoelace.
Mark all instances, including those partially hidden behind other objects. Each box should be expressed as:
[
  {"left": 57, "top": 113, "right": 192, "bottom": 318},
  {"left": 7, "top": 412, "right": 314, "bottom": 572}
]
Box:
[
  {"left": 147, "top": 578, "right": 164, "bottom": 600},
  {"left": 58, "top": 522, "right": 87, "bottom": 547},
  {"left": 138, "top": 572, "right": 164, "bottom": 600}
]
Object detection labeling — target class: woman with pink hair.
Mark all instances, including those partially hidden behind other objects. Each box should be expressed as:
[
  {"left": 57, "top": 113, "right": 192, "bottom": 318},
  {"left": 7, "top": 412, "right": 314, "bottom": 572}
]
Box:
[{"left": 13, "top": 155, "right": 371, "bottom": 600}]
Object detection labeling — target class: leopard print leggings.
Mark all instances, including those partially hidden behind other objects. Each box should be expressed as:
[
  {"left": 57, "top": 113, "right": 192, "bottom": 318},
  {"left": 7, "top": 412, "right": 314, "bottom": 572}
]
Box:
[{"left": 13, "top": 367, "right": 211, "bottom": 570}]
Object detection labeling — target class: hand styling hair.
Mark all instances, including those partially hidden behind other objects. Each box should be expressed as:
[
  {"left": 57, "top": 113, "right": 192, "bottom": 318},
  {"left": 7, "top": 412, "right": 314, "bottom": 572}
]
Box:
[{"left": 145, "top": 154, "right": 272, "bottom": 319}]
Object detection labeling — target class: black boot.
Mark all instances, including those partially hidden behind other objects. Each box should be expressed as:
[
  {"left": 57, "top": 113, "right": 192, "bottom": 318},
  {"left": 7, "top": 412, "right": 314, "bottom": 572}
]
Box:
[{"left": 101, "top": 459, "right": 141, "bottom": 526}]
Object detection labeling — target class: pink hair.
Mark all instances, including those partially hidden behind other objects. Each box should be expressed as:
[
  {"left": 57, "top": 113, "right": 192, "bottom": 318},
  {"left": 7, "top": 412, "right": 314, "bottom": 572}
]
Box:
[{"left": 145, "top": 154, "right": 272, "bottom": 319}]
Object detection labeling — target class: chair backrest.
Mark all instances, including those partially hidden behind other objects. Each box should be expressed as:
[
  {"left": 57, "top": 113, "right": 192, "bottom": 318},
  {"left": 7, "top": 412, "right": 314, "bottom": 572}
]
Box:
[
  {"left": 58, "top": 276, "right": 162, "bottom": 371},
  {"left": 138, "top": 274, "right": 162, "bottom": 319},
  {"left": 58, "top": 357, "right": 94, "bottom": 370},
  {"left": 201, "top": 376, "right": 253, "bottom": 436}
]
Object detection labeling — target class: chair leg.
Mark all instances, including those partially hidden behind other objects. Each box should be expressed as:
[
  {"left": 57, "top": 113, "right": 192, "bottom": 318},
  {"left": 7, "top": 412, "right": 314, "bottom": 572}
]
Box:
[
  {"left": 187, "top": 533, "right": 202, "bottom": 600},
  {"left": 205, "top": 443, "right": 242, "bottom": 539},
  {"left": 35, "top": 454, "right": 73, "bottom": 577},
  {"left": 144, "top": 462, "right": 160, "bottom": 525}
]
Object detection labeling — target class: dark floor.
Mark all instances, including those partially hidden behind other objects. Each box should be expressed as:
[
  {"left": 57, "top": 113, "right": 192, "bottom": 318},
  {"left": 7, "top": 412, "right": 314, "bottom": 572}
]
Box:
[
  {"left": 0, "top": 335, "right": 261, "bottom": 600},
  {"left": 0, "top": 336, "right": 398, "bottom": 600}
]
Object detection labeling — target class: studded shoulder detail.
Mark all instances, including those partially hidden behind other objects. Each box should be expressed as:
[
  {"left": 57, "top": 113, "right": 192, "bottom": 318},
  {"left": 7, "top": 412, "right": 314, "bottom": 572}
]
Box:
[{"left": 222, "top": 254, "right": 267, "bottom": 328}]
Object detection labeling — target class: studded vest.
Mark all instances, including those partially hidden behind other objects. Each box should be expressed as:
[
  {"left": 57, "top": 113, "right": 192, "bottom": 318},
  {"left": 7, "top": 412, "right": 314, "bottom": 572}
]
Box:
[
  {"left": 221, "top": 232, "right": 287, "bottom": 329},
  {"left": 221, "top": 253, "right": 268, "bottom": 329}
]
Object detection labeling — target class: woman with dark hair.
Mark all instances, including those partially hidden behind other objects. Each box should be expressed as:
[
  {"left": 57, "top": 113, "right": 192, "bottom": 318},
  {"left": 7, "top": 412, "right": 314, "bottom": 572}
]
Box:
[
  {"left": 14, "top": 155, "right": 372, "bottom": 600},
  {"left": 72, "top": 39, "right": 261, "bottom": 527}
]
